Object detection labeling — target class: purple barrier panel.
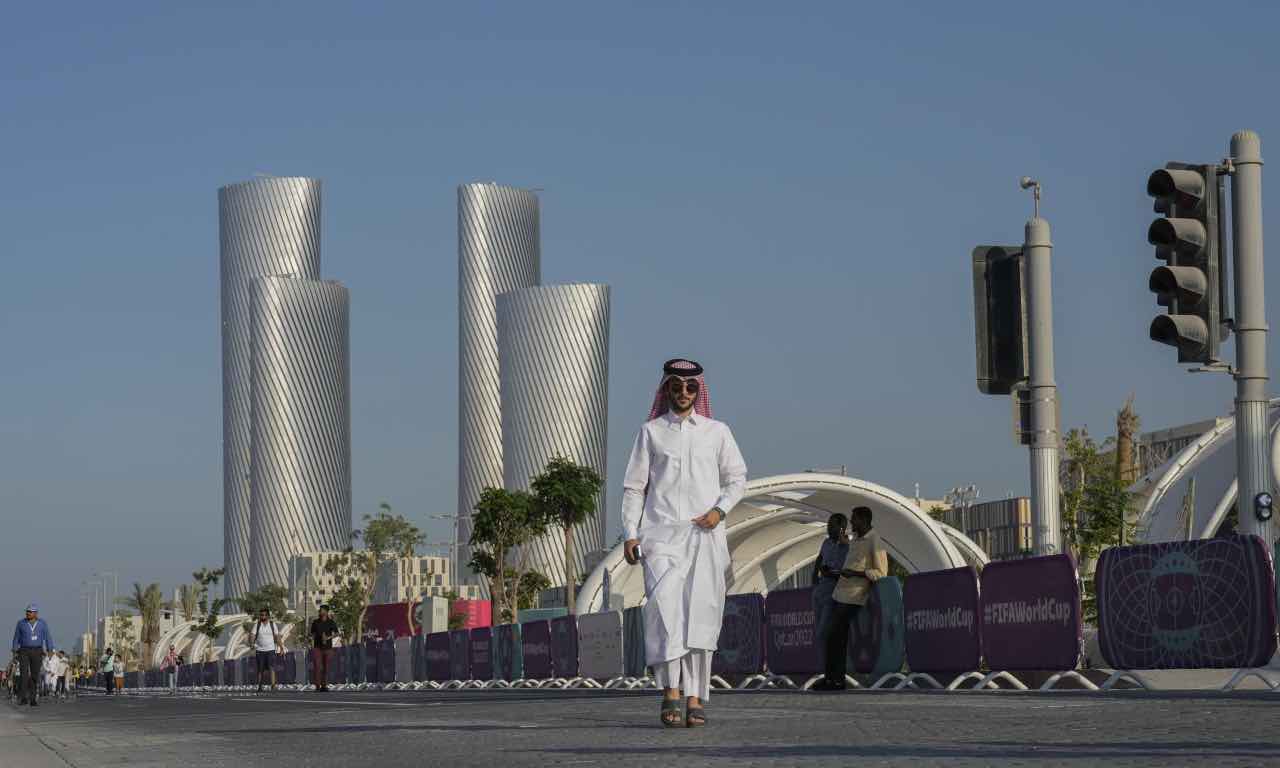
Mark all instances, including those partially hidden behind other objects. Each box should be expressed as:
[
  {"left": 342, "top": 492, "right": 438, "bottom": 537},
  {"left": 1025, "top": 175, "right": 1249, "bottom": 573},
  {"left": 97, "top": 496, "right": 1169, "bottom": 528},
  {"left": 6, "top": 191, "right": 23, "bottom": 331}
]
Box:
[
  {"left": 1097, "top": 535, "right": 1278, "bottom": 669},
  {"left": 222, "top": 659, "right": 236, "bottom": 686},
  {"left": 284, "top": 652, "right": 298, "bottom": 685},
  {"left": 714, "top": 593, "right": 767, "bottom": 675},
  {"left": 470, "top": 627, "right": 493, "bottom": 680},
  {"left": 622, "top": 606, "right": 647, "bottom": 677},
  {"left": 448, "top": 629, "right": 471, "bottom": 681},
  {"left": 332, "top": 646, "right": 346, "bottom": 684},
  {"left": 364, "top": 640, "right": 379, "bottom": 683},
  {"left": 522, "top": 620, "right": 552, "bottom": 679},
  {"left": 346, "top": 646, "right": 362, "bottom": 684},
  {"left": 426, "top": 632, "right": 451, "bottom": 682},
  {"left": 202, "top": 661, "right": 217, "bottom": 686},
  {"left": 981, "top": 554, "right": 1081, "bottom": 671},
  {"left": 410, "top": 636, "right": 425, "bottom": 682},
  {"left": 904, "top": 566, "right": 980, "bottom": 674},
  {"left": 240, "top": 657, "right": 252, "bottom": 685},
  {"left": 379, "top": 639, "right": 396, "bottom": 684},
  {"left": 765, "top": 586, "right": 820, "bottom": 676},
  {"left": 494, "top": 624, "right": 523, "bottom": 681},
  {"left": 550, "top": 615, "right": 579, "bottom": 678}
]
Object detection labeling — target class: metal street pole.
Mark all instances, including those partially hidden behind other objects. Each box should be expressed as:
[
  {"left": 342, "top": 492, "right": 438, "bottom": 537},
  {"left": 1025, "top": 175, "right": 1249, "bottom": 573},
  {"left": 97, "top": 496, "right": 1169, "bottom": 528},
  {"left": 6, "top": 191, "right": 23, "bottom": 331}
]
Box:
[
  {"left": 1024, "top": 208, "right": 1062, "bottom": 555},
  {"left": 1230, "top": 130, "right": 1273, "bottom": 544}
]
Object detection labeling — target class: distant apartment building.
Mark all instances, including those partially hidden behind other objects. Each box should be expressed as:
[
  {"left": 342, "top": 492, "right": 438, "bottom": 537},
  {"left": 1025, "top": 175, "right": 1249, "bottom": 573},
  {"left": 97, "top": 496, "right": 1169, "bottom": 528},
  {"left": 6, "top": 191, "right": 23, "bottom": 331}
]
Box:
[
  {"left": 937, "top": 497, "right": 1033, "bottom": 561},
  {"left": 288, "top": 551, "right": 480, "bottom": 610}
]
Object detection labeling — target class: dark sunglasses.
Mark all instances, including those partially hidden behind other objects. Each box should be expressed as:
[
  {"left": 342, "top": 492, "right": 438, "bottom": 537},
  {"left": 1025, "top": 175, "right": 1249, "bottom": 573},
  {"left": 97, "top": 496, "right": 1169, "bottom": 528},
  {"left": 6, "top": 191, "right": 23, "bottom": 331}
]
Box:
[{"left": 667, "top": 378, "right": 700, "bottom": 394}]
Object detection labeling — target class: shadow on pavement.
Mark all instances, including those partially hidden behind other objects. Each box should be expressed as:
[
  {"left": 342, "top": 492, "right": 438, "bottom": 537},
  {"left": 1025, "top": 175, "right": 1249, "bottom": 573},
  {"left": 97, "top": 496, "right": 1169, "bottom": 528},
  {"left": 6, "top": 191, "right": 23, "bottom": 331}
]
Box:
[{"left": 527, "top": 740, "right": 1280, "bottom": 761}]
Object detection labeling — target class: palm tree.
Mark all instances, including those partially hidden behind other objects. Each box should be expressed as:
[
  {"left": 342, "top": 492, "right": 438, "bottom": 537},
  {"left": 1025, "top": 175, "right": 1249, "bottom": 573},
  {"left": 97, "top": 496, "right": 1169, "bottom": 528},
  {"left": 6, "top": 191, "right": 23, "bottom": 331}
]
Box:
[
  {"left": 116, "top": 582, "right": 165, "bottom": 668},
  {"left": 176, "top": 583, "right": 199, "bottom": 623},
  {"left": 530, "top": 456, "right": 603, "bottom": 615}
]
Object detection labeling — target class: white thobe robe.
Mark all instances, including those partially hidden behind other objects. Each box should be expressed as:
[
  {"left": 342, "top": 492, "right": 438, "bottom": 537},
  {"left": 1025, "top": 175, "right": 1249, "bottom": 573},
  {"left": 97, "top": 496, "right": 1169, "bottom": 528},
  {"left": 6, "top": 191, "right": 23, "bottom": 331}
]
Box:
[{"left": 622, "top": 410, "right": 747, "bottom": 668}]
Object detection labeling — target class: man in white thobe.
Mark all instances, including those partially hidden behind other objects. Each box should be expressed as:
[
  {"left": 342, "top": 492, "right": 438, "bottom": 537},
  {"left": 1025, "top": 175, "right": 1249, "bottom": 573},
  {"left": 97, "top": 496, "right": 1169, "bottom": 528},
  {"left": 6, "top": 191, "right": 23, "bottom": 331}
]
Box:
[{"left": 622, "top": 359, "right": 747, "bottom": 727}]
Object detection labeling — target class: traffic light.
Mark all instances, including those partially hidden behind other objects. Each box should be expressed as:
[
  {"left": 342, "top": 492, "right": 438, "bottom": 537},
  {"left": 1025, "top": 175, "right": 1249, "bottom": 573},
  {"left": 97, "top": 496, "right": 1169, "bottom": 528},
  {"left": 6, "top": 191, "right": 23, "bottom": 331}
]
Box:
[
  {"left": 972, "top": 245, "right": 1027, "bottom": 394},
  {"left": 1146, "top": 163, "right": 1224, "bottom": 363}
]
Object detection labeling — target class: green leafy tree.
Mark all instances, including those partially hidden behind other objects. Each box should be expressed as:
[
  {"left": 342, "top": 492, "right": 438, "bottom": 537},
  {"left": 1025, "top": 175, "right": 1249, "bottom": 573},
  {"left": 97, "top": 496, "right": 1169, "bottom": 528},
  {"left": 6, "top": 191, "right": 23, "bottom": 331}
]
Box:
[
  {"left": 1060, "top": 428, "right": 1135, "bottom": 623},
  {"left": 530, "top": 456, "right": 603, "bottom": 615},
  {"left": 115, "top": 582, "right": 166, "bottom": 670},
  {"left": 191, "top": 567, "right": 229, "bottom": 663},
  {"left": 322, "top": 503, "right": 425, "bottom": 643},
  {"left": 468, "top": 487, "right": 549, "bottom": 624}
]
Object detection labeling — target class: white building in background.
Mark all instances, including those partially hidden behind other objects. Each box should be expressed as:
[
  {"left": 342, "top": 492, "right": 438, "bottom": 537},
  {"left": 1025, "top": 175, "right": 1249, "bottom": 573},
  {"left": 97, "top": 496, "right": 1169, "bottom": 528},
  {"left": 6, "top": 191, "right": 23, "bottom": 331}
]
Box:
[
  {"left": 496, "top": 283, "right": 610, "bottom": 590},
  {"left": 374, "top": 555, "right": 479, "bottom": 604},
  {"left": 288, "top": 551, "right": 481, "bottom": 611},
  {"left": 219, "top": 176, "right": 323, "bottom": 600},
  {"left": 456, "top": 183, "right": 541, "bottom": 589}
]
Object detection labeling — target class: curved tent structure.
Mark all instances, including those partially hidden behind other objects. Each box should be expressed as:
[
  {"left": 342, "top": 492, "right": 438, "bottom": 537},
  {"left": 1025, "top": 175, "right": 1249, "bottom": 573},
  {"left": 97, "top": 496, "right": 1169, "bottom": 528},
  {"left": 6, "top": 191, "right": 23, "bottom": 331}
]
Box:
[{"left": 1134, "top": 401, "right": 1280, "bottom": 543}]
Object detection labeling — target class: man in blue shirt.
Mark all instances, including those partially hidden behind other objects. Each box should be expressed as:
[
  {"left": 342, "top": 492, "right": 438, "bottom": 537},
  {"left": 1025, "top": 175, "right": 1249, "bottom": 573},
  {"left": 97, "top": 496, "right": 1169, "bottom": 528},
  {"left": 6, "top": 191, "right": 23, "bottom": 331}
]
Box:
[{"left": 12, "top": 603, "right": 53, "bottom": 707}]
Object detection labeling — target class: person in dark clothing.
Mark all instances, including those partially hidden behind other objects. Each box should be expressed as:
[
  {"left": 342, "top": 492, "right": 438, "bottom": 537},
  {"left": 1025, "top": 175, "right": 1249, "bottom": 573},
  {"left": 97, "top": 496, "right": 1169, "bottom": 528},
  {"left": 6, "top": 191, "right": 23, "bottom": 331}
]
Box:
[
  {"left": 11, "top": 604, "right": 53, "bottom": 707},
  {"left": 309, "top": 604, "right": 339, "bottom": 692},
  {"left": 810, "top": 513, "right": 849, "bottom": 671},
  {"left": 813, "top": 507, "right": 889, "bottom": 691}
]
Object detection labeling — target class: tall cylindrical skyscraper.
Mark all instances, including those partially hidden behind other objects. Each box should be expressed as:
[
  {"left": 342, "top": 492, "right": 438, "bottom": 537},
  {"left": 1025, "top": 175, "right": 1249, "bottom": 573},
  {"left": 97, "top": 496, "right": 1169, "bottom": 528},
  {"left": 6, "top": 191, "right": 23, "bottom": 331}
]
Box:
[
  {"left": 219, "top": 177, "right": 322, "bottom": 599},
  {"left": 457, "top": 183, "right": 540, "bottom": 585},
  {"left": 498, "top": 283, "right": 610, "bottom": 589},
  {"left": 247, "top": 276, "right": 351, "bottom": 591}
]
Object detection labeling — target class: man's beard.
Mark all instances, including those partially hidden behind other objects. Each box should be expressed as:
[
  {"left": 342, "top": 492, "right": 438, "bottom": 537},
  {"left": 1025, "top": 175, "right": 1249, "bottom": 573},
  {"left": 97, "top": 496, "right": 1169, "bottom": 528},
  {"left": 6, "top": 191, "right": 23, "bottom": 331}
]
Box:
[{"left": 669, "top": 393, "right": 695, "bottom": 415}]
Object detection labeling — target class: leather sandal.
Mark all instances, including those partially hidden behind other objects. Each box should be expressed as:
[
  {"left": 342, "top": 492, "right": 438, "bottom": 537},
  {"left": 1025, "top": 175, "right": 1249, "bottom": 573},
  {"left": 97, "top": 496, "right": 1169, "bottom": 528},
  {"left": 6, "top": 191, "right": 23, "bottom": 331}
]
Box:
[
  {"left": 661, "top": 697, "right": 683, "bottom": 728},
  {"left": 685, "top": 705, "right": 706, "bottom": 728}
]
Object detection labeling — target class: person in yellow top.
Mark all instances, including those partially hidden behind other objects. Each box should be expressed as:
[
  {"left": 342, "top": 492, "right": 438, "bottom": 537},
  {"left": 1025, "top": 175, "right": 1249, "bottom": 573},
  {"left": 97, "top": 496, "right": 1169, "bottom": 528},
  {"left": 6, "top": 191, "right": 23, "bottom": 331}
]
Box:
[{"left": 813, "top": 506, "right": 888, "bottom": 691}]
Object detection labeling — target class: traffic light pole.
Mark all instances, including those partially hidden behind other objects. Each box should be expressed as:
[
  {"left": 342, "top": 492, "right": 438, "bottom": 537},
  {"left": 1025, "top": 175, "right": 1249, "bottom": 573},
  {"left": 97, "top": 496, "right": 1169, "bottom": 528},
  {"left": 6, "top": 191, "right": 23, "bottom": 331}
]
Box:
[
  {"left": 1025, "top": 216, "right": 1061, "bottom": 555},
  {"left": 1229, "top": 130, "right": 1273, "bottom": 544}
]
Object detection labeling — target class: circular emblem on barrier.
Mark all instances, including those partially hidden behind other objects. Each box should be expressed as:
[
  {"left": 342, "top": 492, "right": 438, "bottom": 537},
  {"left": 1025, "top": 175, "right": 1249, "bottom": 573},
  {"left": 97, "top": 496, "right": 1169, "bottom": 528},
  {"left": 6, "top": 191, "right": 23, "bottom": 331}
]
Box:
[{"left": 1149, "top": 550, "right": 1202, "bottom": 654}]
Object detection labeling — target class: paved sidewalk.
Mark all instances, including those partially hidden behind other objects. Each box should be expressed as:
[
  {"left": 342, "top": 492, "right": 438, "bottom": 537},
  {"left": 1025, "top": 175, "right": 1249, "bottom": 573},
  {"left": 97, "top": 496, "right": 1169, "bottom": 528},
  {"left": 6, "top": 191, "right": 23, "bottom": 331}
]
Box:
[
  {"left": 1, "top": 708, "right": 72, "bottom": 768},
  {"left": 11, "top": 688, "right": 1280, "bottom": 767}
]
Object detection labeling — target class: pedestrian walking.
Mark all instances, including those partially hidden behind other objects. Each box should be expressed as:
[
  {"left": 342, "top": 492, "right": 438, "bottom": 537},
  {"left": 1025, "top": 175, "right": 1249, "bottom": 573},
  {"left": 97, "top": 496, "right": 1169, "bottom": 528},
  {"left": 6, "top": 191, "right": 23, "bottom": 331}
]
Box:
[
  {"left": 52, "top": 651, "right": 69, "bottom": 700},
  {"left": 99, "top": 648, "right": 115, "bottom": 695},
  {"left": 7, "top": 656, "right": 19, "bottom": 702},
  {"left": 10, "top": 603, "right": 54, "bottom": 707},
  {"left": 811, "top": 513, "right": 849, "bottom": 671},
  {"left": 309, "top": 605, "right": 339, "bottom": 692},
  {"left": 813, "top": 506, "right": 888, "bottom": 691},
  {"left": 58, "top": 652, "right": 73, "bottom": 700},
  {"left": 112, "top": 651, "right": 124, "bottom": 693},
  {"left": 249, "top": 609, "right": 282, "bottom": 693},
  {"left": 621, "top": 359, "right": 747, "bottom": 728},
  {"left": 161, "top": 645, "right": 179, "bottom": 695}
]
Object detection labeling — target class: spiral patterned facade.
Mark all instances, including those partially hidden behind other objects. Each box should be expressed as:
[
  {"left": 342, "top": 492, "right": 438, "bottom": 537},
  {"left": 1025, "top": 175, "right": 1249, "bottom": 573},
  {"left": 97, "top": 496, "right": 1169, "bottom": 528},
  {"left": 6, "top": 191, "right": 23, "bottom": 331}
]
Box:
[
  {"left": 247, "top": 277, "right": 351, "bottom": 591},
  {"left": 220, "top": 177, "right": 322, "bottom": 599},
  {"left": 457, "top": 183, "right": 541, "bottom": 584},
  {"left": 497, "top": 283, "right": 610, "bottom": 588}
]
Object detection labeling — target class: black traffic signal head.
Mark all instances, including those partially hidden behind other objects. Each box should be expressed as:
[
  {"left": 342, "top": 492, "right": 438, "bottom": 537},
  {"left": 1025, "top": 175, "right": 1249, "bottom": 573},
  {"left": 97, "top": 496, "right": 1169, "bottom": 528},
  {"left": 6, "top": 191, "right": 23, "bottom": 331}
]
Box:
[
  {"left": 1146, "top": 162, "right": 1224, "bottom": 364},
  {"left": 972, "top": 245, "right": 1027, "bottom": 395}
]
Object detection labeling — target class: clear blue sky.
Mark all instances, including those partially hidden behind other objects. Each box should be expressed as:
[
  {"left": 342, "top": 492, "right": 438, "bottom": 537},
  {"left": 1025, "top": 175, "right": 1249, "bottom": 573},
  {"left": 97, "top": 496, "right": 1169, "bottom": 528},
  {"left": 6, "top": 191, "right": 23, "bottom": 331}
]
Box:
[{"left": 5, "top": 2, "right": 1279, "bottom": 643}]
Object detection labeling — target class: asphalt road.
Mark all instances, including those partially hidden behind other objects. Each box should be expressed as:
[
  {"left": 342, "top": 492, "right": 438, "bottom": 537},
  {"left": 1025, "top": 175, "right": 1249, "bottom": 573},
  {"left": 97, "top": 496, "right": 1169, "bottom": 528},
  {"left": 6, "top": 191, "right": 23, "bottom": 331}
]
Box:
[{"left": 4, "top": 688, "right": 1280, "bottom": 767}]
